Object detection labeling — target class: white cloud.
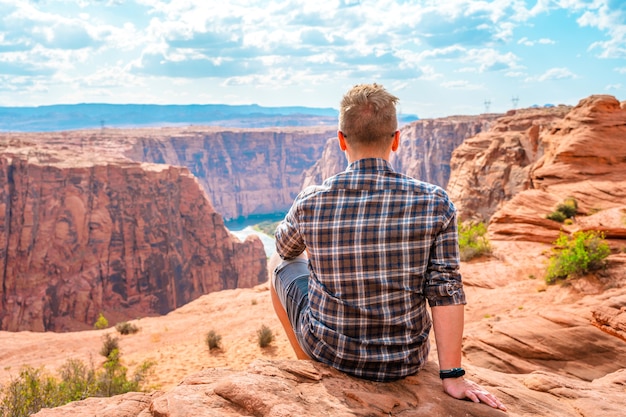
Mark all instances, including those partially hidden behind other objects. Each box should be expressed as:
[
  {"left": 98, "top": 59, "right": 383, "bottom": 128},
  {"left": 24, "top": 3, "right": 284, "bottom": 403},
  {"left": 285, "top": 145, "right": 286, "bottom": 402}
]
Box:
[
  {"left": 518, "top": 37, "right": 556, "bottom": 46},
  {"left": 0, "top": 0, "right": 624, "bottom": 117},
  {"left": 465, "top": 49, "right": 520, "bottom": 72},
  {"left": 533, "top": 67, "right": 578, "bottom": 82},
  {"left": 577, "top": 1, "right": 626, "bottom": 58}
]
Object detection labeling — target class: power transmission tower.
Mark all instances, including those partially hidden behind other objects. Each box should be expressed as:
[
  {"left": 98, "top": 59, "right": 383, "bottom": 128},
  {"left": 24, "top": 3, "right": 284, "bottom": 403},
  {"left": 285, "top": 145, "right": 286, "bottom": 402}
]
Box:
[
  {"left": 512, "top": 96, "right": 519, "bottom": 109},
  {"left": 484, "top": 99, "right": 491, "bottom": 113}
]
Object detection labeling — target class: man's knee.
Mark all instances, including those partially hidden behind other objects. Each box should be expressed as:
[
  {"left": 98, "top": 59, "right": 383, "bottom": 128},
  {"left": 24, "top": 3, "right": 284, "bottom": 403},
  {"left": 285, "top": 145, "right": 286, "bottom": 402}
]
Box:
[{"left": 268, "top": 253, "right": 283, "bottom": 289}]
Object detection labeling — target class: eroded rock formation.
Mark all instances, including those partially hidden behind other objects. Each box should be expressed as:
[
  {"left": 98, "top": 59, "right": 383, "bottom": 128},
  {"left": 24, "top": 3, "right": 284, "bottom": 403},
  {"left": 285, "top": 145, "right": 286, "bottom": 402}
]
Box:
[
  {"left": 0, "top": 149, "right": 266, "bottom": 332},
  {"left": 125, "top": 126, "right": 337, "bottom": 220},
  {"left": 483, "top": 96, "right": 626, "bottom": 243},
  {"left": 303, "top": 115, "right": 498, "bottom": 189},
  {"left": 31, "top": 355, "right": 626, "bottom": 417},
  {"left": 446, "top": 106, "right": 572, "bottom": 221}
]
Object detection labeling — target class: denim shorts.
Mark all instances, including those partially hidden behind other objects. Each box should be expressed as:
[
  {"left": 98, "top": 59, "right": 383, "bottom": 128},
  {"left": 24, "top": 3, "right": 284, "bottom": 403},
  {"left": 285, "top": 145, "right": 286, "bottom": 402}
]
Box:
[{"left": 272, "top": 258, "right": 314, "bottom": 357}]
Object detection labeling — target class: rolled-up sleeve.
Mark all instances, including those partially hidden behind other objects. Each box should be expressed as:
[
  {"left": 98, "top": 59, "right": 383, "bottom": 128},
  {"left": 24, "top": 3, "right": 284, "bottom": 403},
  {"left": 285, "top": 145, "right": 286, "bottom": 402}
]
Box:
[
  {"left": 424, "top": 200, "right": 466, "bottom": 307},
  {"left": 275, "top": 202, "right": 306, "bottom": 260}
]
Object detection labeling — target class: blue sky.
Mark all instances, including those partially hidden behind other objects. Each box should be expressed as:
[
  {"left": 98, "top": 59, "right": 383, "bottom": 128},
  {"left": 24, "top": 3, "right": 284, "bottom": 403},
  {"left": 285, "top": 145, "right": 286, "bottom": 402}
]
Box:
[{"left": 0, "top": 0, "right": 624, "bottom": 118}]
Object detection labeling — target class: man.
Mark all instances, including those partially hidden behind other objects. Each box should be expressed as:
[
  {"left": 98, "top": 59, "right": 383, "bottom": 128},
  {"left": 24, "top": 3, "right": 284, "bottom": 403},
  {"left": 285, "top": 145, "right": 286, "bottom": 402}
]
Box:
[{"left": 271, "top": 83, "right": 506, "bottom": 411}]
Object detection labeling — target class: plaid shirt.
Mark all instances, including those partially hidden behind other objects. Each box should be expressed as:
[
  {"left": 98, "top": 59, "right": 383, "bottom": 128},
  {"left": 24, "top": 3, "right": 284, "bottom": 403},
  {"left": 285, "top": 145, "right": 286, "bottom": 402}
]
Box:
[{"left": 275, "top": 158, "right": 466, "bottom": 381}]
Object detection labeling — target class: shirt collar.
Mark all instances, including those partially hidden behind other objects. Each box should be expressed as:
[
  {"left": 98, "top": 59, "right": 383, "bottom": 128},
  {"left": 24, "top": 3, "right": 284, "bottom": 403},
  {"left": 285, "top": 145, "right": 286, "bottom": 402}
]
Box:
[{"left": 346, "top": 158, "right": 394, "bottom": 173}]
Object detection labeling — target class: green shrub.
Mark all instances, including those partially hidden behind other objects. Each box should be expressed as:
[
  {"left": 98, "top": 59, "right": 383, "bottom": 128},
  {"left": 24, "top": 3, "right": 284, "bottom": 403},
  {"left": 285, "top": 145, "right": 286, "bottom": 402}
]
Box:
[
  {"left": 0, "top": 367, "right": 62, "bottom": 417},
  {"left": 94, "top": 313, "right": 109, "bottom": 330},
  {"left": 206, "top": 330, "right": 222, "bottom": 351},
  {"left": 257, "top": 325, "right": 274, "bottom": 348},
  {"left": 545, "top": 230, "right": 610, "bottom": 284},
  {"left": 546, "top": 211, "right": 567, "bottom": 222},
  {"left": 547, "top": 197, "right": 578, "bottom": 223},
  {"left": 458, "top": 221, "right": 492, "bottom": 261},
  {"left": 557, "top": 198, "right": 578, "bottom": 218},
  {"left": 96, "top": 349, "right": 135, "bottom": 397},
  {"left": 0, "top": 348, "right": 153, "bottom": 417},
  {"left": 57, "top": 359, "right": 96, "bottom": 401},
  {"left": 99, "top": 334, "right": 119, "bottom": 358},
  {"left": 115, "top": 321, "right": 139, "bottom": 335}
]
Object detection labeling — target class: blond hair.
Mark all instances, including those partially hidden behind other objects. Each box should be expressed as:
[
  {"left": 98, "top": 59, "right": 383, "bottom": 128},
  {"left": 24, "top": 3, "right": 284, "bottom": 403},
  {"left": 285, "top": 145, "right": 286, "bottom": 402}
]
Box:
[{"left": 338, "top": 83, "right": 399, "bottom": 148}]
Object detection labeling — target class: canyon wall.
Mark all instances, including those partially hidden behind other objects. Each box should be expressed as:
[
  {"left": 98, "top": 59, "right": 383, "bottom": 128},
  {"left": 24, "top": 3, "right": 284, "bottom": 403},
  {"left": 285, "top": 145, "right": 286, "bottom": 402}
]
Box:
[
  {"left": 0, "top": 146, "right": 266, "bottom": 332},
  {"left": 125, "top": 127, "right": 337, "bottom": 220},
  {"left": 487, "top": 95, "right": 626, "bottom": 242},
  {"left": 441, "top": 95, "right": 626, "bottom": 243},
  {"left": 447, "top": 105, "right": 572, "bottom": 221},
  {"left": 303, "top": 115, "right": 499, "bottom": 189}
]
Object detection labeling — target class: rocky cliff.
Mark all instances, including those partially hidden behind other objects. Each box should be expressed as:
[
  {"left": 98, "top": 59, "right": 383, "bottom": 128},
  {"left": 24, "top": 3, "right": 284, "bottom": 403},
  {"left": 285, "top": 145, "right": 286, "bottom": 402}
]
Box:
[
  {"left": 0, "top": 139, "right": 267, "bottom": 332},
  {"left": 303, "top": 115, "right": 499, "bottom": 189},
  {"left": 477, "top": 95, "right": 626, "bottom": 243},
  {"left": 446, "top": 106, "right": 572, "bottom": 221},
  {"left": 447, "top": 96, "right": 626, "bottom": 231},
  {"left": 125, "top": 126, "right": 337, "bottom": 220}
]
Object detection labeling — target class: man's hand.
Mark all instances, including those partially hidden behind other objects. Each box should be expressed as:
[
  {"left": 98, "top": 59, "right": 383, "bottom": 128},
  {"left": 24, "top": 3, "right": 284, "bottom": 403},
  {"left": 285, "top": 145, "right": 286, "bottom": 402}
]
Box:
[{"left": 442, "top": 377, "right": 507, "bottom": 411}]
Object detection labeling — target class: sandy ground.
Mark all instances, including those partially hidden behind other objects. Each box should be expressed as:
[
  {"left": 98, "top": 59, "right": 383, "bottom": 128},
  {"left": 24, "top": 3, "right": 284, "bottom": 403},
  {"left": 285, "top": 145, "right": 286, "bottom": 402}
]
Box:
[
  {"left": 0, "top": 240, "right": 610, "bottom": 392},
  {"left": 0, "top": 283, "right": 295, "bottom": 391}
]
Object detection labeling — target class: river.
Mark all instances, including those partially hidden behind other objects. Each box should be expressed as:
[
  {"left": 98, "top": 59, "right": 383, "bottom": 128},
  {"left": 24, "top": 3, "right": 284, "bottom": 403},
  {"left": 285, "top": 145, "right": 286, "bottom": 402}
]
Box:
[{"left": 225, "top": 214, "right": 285, "bottom": 258}]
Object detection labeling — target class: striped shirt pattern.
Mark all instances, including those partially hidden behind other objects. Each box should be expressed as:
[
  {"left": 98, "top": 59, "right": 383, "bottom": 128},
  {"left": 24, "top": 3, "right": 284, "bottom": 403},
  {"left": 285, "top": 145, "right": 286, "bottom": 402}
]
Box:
[{"left": 275, "top": 158, "right": 466, "bottom": 381}]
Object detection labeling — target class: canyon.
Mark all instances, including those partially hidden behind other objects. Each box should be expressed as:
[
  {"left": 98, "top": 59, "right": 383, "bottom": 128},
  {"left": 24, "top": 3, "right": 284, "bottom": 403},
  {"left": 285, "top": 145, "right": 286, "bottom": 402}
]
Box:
[
  {"left": 0, "top": 136, "right": 267, "bottom": 332},
  {"left": 0, "top": 113, "right": 499, "bottom": 332},
  {"left": 0, "top": 95, "right": 625, "bottom": 416}
]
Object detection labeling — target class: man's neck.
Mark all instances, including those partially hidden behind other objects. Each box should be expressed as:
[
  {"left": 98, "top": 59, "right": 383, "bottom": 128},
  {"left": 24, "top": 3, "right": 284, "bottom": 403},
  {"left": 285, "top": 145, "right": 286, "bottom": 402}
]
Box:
[
  {"left": 345, "top": 150, "right": 391, "bottom": 164},
  {"left": 338, "top": 130, "right": 399, "bottom": 164}
]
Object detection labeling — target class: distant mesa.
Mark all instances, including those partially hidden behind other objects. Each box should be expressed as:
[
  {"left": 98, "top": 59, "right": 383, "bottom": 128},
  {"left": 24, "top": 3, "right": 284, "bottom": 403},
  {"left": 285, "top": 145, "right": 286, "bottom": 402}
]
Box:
[{"left": 0, "top": 103, "right": 419, "bottom": 132}]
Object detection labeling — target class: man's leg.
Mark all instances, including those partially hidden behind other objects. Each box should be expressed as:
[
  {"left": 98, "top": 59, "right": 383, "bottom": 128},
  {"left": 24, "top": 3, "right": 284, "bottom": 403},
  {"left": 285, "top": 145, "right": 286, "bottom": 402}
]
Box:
[{"left": 269, "top": 252, "right": 311, "bottom": 360}]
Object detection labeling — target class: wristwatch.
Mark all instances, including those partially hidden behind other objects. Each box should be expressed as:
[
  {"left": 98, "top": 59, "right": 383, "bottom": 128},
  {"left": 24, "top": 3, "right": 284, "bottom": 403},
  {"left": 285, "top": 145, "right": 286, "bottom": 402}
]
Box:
[{"left": 439, "top": 367, "right": 466, "bottom": 379}]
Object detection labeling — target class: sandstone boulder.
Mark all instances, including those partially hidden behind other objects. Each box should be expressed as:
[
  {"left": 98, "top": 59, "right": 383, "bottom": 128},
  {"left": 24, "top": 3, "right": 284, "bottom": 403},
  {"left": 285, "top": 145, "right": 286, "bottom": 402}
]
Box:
[{"left": 31, "top": 357, "right": 626, "bottom": 417}]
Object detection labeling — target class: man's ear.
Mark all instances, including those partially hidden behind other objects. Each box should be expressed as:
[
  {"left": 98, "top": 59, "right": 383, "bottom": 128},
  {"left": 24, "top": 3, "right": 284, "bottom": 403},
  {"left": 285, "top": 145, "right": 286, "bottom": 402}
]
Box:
[
  {"left": 391, "top": 130, "right": 400, "bottom": 152},
  {"left": 338, "top": 131, "right": 348, "bottom": 151}
]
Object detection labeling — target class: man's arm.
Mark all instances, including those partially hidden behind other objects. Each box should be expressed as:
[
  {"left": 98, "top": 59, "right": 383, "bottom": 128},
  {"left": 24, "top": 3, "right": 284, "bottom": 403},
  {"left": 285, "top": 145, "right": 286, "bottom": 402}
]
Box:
[
  {"left": 431, "top": 304, "right": 507, "bottom": 411},
  {"left": 431, "top": 304, "right": 463, "bottom": 369},
  {"left": 275, "top": 207, "right": 306, "bottom": 260}
]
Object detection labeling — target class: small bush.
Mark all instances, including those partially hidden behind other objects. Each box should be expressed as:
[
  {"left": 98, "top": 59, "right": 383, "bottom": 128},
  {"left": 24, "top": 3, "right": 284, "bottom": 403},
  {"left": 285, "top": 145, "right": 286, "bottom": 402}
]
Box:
[
  {"left": 0, "top": 350, "right": 153, "bottom": 417},
  {"left": 206, "top": 330, "right": 222, "bottom": 351},
  {"left": 546, "top": 211, "right": 567, "bottom": 222},
  {"left": 0, "top": 367, "right": 62, "bottom": 417},
  {"left": 115, "top": 321, "right": 139, "bottom": 335},
  {"left": 99, "top": 334, "right": 120, "bottom": 358},
  {"left": 547, "top": 197, "right": 578, "bottom": 223},
  {"left": 545, "top": 230, "right": 610, "bottom": 284},
  {"left": 57, "top": 359, "right": 96, "bottom": 401},
  {"left": 557, "top": 198, "right": 578, "bottom": 218},
  {"left": 458, "top": 221, "right": 492, "bottom": 261},
  {"left": 94, "top": 313, "right": 109, "bottom": 330},
  {"left": 257, "top": 325, "right": 274, "bottom": 348}
]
